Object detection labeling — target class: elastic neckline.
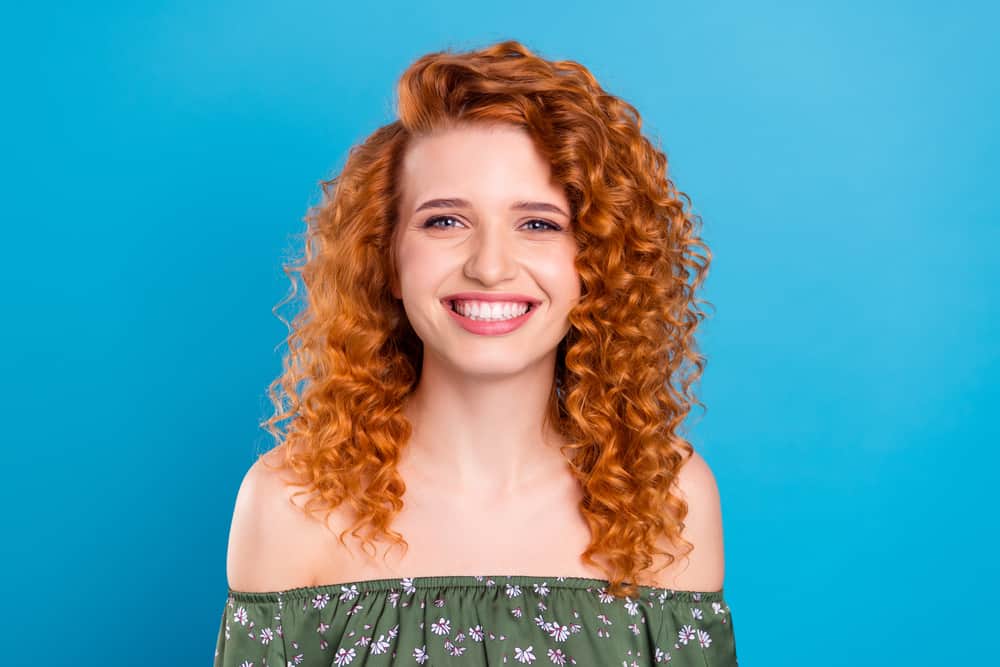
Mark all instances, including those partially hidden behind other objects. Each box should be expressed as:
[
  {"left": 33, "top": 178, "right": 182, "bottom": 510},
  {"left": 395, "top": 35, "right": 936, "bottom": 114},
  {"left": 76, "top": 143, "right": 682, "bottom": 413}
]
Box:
[{"left": 227, "top": 574, "right": 725, "bottom": 603}]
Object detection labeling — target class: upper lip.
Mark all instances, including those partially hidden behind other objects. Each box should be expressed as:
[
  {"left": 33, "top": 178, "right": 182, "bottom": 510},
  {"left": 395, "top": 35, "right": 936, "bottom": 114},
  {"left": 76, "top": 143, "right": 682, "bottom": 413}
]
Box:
[{"left": 442, "top": 291, "right": 542, "bottom": 305}]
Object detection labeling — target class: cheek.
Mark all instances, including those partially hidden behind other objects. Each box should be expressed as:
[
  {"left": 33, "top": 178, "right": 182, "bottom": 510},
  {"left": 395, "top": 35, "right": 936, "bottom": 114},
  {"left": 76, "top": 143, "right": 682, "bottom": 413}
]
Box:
[
  {"left": 538, "top": 255, "right": 581, "bottom": 301},
  {"left": 396, "top": 247, "right": 447, "bottom": 295}
]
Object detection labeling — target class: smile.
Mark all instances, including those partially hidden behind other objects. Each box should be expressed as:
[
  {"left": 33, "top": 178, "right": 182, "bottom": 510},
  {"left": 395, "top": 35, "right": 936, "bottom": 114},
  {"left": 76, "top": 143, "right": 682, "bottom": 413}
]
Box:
[{"left": 442, "top": 299, "right": 537, "bottom": 335}]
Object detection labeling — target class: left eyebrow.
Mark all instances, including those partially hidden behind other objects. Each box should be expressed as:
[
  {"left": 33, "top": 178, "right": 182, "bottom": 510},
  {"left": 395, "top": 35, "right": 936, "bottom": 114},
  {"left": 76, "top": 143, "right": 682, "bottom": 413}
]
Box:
[{"left": 414, "top": 197, "right": 570, "bottom": 219}]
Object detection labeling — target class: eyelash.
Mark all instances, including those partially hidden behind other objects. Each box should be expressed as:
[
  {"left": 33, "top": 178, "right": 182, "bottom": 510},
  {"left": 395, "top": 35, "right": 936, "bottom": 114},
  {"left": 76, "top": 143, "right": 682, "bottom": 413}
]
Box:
[{"left": 421, "top": 215, "right": 563, "bottom": 232}]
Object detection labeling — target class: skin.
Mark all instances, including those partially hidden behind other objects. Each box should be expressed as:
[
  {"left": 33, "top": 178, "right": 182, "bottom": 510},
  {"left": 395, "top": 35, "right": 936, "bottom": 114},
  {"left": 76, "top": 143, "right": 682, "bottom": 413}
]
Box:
[{"left": 390, "top": 122, "right": 582, "bottom": 504}]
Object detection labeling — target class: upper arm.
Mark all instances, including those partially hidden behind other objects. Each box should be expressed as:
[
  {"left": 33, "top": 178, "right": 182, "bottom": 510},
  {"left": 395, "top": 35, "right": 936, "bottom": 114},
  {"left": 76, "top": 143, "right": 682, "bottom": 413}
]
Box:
[
  {"left": 660, "top": 450, "right": 727, "bottom": 592},
  {"left": 225, "top": 455, "right": 318, "bottom": 593}
]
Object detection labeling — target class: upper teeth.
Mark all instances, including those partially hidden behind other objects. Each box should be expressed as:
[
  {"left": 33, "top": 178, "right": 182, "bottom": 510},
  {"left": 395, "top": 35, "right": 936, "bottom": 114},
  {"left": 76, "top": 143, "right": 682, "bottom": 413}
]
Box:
[{"left": 452, "top": 300, "right": 531, "bottom": 320}]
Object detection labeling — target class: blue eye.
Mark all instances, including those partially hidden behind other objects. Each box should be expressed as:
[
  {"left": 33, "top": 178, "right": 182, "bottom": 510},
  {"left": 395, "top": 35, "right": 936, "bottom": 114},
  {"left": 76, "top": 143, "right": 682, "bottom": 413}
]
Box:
[
  {"left": 422, "top": 216, "right": 562, "bottom": 231},
  {"left": 422, "top": 215, "right": 461, "bottom": 229},
  {"left": 522, "top": 219, "right": 562, "bottom": 231}
]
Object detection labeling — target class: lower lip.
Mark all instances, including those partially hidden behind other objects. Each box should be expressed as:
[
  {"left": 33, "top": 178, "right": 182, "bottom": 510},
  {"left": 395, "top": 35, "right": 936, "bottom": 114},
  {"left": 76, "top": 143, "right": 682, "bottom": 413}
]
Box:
[{"left": 443, "top": 300, "right": 537, "bottom": 335}]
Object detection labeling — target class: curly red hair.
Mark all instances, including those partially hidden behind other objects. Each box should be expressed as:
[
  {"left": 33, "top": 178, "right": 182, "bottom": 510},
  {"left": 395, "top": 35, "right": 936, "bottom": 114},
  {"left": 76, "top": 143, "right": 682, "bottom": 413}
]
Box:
[{"left": 259, "top": 39, "right": 713, "bottom": 600}]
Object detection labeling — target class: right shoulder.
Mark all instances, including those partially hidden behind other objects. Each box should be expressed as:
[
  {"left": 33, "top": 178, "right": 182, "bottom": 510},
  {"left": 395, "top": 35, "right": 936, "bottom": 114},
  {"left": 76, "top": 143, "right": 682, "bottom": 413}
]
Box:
[{"left": 225, "top": 449, "right": 339, "bottom": 592}]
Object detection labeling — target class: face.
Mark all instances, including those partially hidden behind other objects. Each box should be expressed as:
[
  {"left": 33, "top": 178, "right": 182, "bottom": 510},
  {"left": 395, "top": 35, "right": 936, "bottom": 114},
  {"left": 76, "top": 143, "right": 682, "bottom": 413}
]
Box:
[{"left": 393, "top": 123, "right": 580, "bottom": 380}]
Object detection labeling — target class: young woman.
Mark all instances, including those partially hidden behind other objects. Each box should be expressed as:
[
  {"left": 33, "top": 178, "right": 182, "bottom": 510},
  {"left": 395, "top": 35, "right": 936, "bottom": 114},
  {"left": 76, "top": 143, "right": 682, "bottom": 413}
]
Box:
[{"left": 215, "top": 39, "right": 738, "bottom": 666}]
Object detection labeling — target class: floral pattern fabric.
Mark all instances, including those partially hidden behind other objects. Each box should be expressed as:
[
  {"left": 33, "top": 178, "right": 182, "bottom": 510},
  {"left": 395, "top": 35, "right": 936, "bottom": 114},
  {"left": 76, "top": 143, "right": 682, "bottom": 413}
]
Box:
[{"left": 214, "top": 574, "right": 737, "bottom": 666}]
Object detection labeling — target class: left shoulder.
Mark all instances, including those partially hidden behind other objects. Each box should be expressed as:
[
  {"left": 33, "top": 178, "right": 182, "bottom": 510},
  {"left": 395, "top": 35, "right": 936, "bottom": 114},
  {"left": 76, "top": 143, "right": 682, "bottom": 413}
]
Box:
[
  {"left": 675, "top": 449, "right": 722, "bottom": 513},
  {"left": 653, "top": 449, "right": 727, "bottom": 592}
]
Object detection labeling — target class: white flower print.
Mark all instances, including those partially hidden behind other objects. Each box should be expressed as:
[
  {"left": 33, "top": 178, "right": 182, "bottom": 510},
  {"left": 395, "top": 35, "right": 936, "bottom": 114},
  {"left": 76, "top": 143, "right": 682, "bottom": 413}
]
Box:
[
  {"left": 445, "top": 639, "right": 467, "bottom": 656},
  {"left": 369, "top": 633, "right": 392, "bottom": 654},
  {"left": 513, "top": 645, "right": 536, "bottom": 663},
  {"left": 217, "top": 576, "right": 734, "bottom": 667},
  {"left": 546, "top": 622, "right": 571, "bottom": 642},
  {"left": 547, "top": 647, "right": 569, "bottom": 665},
  {"left": 624, "top": 598, "right": 640, "bottom": 616},
  {"left": 431, "top": 617, "right": 451, "bottom": 635},
  {"left": 333, "top": 646, "right": 356, "bottom": 665}
]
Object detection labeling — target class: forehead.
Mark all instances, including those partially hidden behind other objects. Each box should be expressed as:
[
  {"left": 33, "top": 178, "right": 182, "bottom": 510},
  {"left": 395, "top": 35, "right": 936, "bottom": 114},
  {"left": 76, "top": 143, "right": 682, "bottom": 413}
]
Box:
[{"left": 399, "top": 124, "right": 567, "bottom": 211}]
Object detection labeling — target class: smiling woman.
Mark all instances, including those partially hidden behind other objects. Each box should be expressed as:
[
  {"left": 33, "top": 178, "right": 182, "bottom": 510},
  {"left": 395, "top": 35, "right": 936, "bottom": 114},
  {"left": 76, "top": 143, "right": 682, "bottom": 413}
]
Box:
[{"left": 215, "top": 39, "right": 736, "bottom": 666}]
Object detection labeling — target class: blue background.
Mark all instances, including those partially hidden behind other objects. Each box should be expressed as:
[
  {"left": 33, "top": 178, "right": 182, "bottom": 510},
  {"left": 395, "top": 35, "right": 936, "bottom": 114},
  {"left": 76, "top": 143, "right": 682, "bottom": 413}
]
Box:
[{"left": 3, "top": 1, "right": 996, "bottom": 665}]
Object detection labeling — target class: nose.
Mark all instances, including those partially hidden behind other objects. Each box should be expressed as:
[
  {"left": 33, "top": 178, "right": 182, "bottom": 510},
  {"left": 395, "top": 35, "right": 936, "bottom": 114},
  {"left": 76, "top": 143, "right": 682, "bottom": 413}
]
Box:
[{"left": 462, "top": 224, "right": 518, "bottom": 284}]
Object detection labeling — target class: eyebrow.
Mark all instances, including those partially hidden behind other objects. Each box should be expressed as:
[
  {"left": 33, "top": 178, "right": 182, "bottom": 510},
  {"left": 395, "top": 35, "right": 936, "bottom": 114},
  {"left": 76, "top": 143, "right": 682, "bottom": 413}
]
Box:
[{"left": 413, "top": 197, "right": 570, "bottom": 219}]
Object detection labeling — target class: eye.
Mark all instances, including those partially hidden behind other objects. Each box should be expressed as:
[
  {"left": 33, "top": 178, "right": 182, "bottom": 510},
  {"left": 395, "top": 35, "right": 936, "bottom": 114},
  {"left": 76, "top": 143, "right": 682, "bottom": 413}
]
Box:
[
  {"left": 422, "top": 215, "right": 464, "bottom": 229},
  {"left": 522, "top": 219, "right": 563, "bottom": 232},
  {"left": 421, "top": 216, "right": 563, "bottom": 232}
]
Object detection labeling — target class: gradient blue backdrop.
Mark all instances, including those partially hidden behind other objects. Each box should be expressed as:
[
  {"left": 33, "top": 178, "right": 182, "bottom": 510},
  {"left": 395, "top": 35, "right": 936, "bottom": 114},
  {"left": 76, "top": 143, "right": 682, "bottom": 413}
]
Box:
[{"left": 3, "top": 1, "right": 996, "bottom": 665}]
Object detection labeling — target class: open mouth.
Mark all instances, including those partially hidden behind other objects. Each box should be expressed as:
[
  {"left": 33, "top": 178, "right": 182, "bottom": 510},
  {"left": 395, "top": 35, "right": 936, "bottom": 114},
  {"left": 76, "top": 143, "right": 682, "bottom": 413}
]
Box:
[
  {"left": 445, "top": 300, "right": 536, "bottom": 322},
  {"left": 447, "top": 300, "right": 535, "bottom": 314}
]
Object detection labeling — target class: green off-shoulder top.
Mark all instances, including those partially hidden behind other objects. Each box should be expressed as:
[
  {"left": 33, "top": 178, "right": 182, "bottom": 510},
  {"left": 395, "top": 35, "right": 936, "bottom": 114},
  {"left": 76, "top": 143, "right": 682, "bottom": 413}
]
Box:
[{"left": 214, "top": 574, "right": 738, "bottom": 666}]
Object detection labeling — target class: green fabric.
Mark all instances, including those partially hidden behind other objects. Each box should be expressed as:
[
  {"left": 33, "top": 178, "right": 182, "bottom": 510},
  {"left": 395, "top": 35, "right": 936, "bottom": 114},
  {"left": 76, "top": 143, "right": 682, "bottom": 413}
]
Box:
[{"left": 214, "top": 574, "right": 737, "bottom": 666}]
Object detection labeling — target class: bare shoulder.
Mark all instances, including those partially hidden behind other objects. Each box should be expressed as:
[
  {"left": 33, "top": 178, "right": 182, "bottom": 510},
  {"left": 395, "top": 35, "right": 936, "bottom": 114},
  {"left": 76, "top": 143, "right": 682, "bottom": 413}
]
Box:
[
  {"left": 652, "top": 449, "right": 727, "bottom": 592},
  {"left": 225, "top": 448, "right": 334, "bottom": 593}
]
